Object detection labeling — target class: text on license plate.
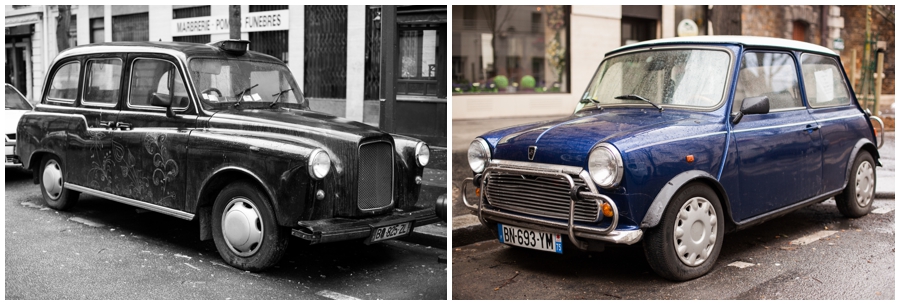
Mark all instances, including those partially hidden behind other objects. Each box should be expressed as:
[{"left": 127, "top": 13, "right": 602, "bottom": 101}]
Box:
[
  {"left": 371, "top": 222, "right": 411, "bottom": 242},
  {"left": 498, "top": 223, "right": 562, "bottom": 253}
]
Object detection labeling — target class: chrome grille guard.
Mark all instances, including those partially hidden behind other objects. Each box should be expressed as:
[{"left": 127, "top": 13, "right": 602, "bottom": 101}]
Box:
[{"left": 462, "top": 160, "right": 639, "bottom": 249}]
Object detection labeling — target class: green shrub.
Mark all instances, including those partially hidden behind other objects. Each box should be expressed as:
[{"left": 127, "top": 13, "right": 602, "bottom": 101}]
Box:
[
  {"left": 521, "top": 75, "right": 536, "bottom": 89},
  {"left": 494, "top": 75, "right": 509, "bottom": 89}
]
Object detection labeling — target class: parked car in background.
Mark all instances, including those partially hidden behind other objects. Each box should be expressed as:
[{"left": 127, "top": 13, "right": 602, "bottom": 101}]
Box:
[
  {"left": 6, "top": 84, "right": 32, "bottom": 167},
  {"left": 462, "top": 36, "right": 884, "bottom": 281},
  {"left": 16, "top": 40, "right": 438, "bottom": 271}
]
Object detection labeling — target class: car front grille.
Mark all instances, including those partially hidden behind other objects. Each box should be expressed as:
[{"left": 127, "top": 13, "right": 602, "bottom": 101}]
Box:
[
  {"left": 484, "top": 171, "right": 601, "bottom": 222},
  {"left": 357, "top": 141, "right": 394, "bottom": 211}
]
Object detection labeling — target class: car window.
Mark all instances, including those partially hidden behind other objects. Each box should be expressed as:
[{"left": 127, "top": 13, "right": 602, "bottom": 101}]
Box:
[
  {"left": 129, "top": 58, "right": 189, "bottom": 108},
  {"left": 83, "top": 58, "right": 123, "bottom": 105},
  {"left": 800, "top": 54, "right": 851, "bottom": 108},
  {"left": 47, "top": 61, "right": 81, "bottom": 102},
  {"left": 733, "top": 52, "right": 802, "bottom": 112},
  {"left": 188, "top": 58, "right": 306, "bottom": 110},
  {"left": 5, "top": 85, "right": 32, "bottom": 110}
]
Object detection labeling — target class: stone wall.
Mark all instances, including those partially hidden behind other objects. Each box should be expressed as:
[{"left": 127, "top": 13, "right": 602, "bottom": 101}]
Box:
[
  {"left": 741, "top": 5, "right": 822, "bottom": 44},
  {"left": 840, "top": 6, "right": 895, "bottom": 94}
]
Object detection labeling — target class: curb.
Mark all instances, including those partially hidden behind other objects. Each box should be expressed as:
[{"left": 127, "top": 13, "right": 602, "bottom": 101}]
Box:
[
  {"left": 451, "top": 215, "right": 496, "bottom": 248},
  {"left": 403, "top": 223, "right": 447, "bottom": 249}
]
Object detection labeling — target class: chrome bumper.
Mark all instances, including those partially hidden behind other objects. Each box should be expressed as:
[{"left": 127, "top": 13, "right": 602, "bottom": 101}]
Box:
[
  {"left": 462, "top": 161, "right": 643, "bottom": 247},
  {"left": 5, "top": 142, "right": 21, "bottom": 166}
]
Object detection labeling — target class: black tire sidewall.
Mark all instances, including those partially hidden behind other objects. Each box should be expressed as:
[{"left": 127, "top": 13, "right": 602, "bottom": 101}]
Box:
[
  {"left": 644, "top": 182, "right": 725, "bottom": 281},
  {"left": 211, "top": 180, "right": 288, "bottom": 272},
  {"left": 39, "top": 155, "right": 78, "bottom": 210},
  {"left": 837, "top": 151, "right": 875, "bottom": 218}
]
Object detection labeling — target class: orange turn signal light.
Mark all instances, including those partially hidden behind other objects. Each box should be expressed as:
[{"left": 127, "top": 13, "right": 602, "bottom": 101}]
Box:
[
  {"left": 601, "top": 203, "right": 614, "bottom": 218},
  {"left": 475, "top": 188, "right": 481, "bottom": 197},
  {"left": 686, "top": 155, "right": 695, "bottom": 163}
]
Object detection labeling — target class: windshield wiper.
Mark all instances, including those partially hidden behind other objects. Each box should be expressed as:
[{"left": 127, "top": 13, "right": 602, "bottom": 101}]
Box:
[
  {"left": 270, "top": 88, "right": 293, "bottom": 108},
  {"left": 232, "top": 84, "right": 259, "bottom": 108},
  {"left": 615, "top": 94, "right": 663, "bottom": 112},
  {"left": 579, "top": 97, "right": 604, "bottom": 110}
]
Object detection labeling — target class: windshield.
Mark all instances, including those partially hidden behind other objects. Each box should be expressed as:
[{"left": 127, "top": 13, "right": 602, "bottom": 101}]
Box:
[
  {"left": 188, "top": 58, "right": 307, "bottom": 110},
  {"left": 577, "top": 48, "right": 731, "bottom": 112},
  {"left": 5, "top": 85, "right": 32, "bottom": 110}
]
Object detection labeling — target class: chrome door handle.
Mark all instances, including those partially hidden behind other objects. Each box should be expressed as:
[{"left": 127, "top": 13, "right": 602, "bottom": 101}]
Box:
[
  {"left": 116, "top": 122, "right": 132, "bottom": 130},
  {"left": 805, "top": 124, "right": 820, "bottom": 131},
  {"left": 99, "top": 121, "right": 115, "bottom": 129}
]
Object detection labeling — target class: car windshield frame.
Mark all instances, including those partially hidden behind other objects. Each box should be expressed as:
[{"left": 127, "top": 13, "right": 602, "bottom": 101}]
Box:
[
  {"left": 576, "top": 46, "right": 735, "bottom": 113},
  {"left": 187, "top": 57, "right": 309, "bottom": 111},
  {"left": 5, "top": 85, "right": 33, "bottom": 110}
]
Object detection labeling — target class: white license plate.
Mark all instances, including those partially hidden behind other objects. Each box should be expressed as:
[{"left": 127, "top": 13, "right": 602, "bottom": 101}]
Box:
[
  {"left": 370, "top": 222, "right": 412, "bottom": 242},
  {"left": 498, "top": 223, "right": 562, "bottom": 253}
]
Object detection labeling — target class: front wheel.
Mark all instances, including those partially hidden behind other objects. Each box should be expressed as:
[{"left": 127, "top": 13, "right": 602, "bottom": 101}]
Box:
[
  {"left": 211, "top": 180, "right": 289, "bottom": 272},
  {"left": 643, "top": 182, "right": 724, "bottom": 281},
  {"left": 836, "top": 151, "right": 876, "bottom": 218}
]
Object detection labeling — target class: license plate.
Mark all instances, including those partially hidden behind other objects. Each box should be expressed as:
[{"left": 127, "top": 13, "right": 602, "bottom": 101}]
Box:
[
  {"left": 498, "top": 223, "right": 562, "bottom": 253},
  {"left": 370, "top": 222, "right": 412, "bottom": 242}
]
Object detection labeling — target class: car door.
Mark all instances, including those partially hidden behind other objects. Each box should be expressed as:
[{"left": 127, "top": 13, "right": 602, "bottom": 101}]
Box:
[
  {"left": 66, "top": 56, "right": 124, "bottom": 192},
  {"left": 800, "top": 53, "right": 867, "bottom": 193},
  {"left": 730, "top": 51, "right": 823, "bottom": 220},
  {"left": 108, "top": 54, "right": 197, "bottom": 211}
]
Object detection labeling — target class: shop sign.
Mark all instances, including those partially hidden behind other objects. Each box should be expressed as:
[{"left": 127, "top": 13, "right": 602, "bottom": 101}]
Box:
[
  {"left": 242, "top": 10, "right": 290, "bottom": 33},
  {"left": 833, "top": 38, "right": 844, "bottom": 51},
  {"left": 677, "top": 19, "right": 699, "bottom": 37},
  {"left": 172, "top": 16, "right": 229, "bottom": 37}
]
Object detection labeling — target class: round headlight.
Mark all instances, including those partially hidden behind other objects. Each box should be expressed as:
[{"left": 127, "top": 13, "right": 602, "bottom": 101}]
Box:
[
  {"left": 588, "top": 143, "right": 623, "bottom": 189},
  {"left": 415, "top": 142, "right": 430, "bottom": 167},
  {"left": 467, "top": 138, "right": 491, "bottom": 173},
  {"left": 308, "top": 149, "right": 332, "bottom": 179}
]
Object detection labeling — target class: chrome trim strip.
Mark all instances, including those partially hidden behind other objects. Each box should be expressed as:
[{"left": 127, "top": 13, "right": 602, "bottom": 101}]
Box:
[
  {"left": 125, "top": 57, "right": 191, "bottom": 112},
  {"left": 588, "top": 143, "right": 623, "bottom": 189},
  {"left": 45, "top": 61, "right": 81, "bottom": 104},
  {"left": 81, "top": 57, "right": 124, "bottom": 107},
  {"left": 65, "top": 183, "right": 194, "bottom": 221},
  {"left": 491, "top": 159, "right": 583, "bottom": 175},
  {"left": 815, "top": 113, "right": 864, "bottom": 123},
  {"left": 480, "top": 208, "right": 642, "bottom": 245},
  {"left": 732, "top": 121, "right": 816, "bottom": 133},
  {"left": 768, "top": 106, "right": 806, "bottom": 113}
]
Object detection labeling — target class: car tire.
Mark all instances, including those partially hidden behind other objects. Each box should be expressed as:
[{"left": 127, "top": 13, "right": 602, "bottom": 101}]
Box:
[
  {"left": 643, "top": 182, "right": 724, "bottom": 281},
  {"left": 211, "top": 180, "right": 289, "bottom": 272},
  {"left": 836, "top": 151, "right": 876, "bottom": 218},
  {"left": 39, "top": 155, "right": 80, "bottom": 210}
]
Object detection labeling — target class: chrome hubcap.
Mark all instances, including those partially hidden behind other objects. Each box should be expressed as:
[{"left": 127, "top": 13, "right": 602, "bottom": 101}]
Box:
[
  {"left": 222, "top": 197, "right": 263, "bottom": 257},
  {"left": 42, "top": 159, "right": 64, "bottom": 200},
  {"left": 674, "top": 197, "right": 717, "bottom": 266},
  {"left": 855, "top": 161, "right": 875, "bottom": 207}
]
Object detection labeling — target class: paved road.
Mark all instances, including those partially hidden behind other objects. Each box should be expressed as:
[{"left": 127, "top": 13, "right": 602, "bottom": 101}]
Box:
[{"left": 5, "top": 167, "right": 446, "bottom": 300}]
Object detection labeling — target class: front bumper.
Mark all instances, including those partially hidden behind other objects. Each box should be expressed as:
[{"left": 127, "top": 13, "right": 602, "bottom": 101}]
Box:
[
  {"left": 291, "top": 207, "right": 439, "bottom": 244},
  {"left": 462, "top": 161, "right": 643, "bottom": 247}
]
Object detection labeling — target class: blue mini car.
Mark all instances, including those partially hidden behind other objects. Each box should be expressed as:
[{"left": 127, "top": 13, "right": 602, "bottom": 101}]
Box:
[{"left": 462, "top": 36, "right": 884, "bottom": 281}]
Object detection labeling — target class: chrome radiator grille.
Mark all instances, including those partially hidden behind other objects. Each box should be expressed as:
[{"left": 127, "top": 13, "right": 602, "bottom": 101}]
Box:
[
  {"left": 484, "top": 171, "right": 601, "bottom": 222},
  {"left": 357, "top": 142, "right": 394, "bottom": 211}
]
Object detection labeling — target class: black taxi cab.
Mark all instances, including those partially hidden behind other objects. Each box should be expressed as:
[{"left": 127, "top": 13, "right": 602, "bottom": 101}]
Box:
[{"left": 16, "top": 40, "right": 437, "bottom": 271}]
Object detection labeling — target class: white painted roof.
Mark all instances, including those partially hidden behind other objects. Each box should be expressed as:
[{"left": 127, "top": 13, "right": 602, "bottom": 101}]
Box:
[{"left": 610, "top": 35, "right": 837, "bottom": 56}]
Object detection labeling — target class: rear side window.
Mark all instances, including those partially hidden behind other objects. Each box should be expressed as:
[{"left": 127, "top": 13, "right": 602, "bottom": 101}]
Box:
[
  {"left": 83, "top": 58, "right": 123, "bottom": 105},
  {"left": 47, "top": 62, "right": 81, "bottom": 102},
  {"left": 800, "top": 54, "right": 851, "bottom": 108},
  {"left": 129, "top": 58, "right": 190, "bottom": 109},
  {"left": 733, "top": 52, "right": 802, "bottom": 112}
]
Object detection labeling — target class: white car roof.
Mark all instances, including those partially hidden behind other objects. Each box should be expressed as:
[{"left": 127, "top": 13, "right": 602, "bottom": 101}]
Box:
[{"left": 610, "top": 35, "right": 837, "bottom": 56}]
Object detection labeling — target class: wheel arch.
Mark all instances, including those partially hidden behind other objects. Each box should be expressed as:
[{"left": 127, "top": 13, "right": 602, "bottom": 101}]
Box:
[
  {"left": 195, "top": 166, "right": 277, "bottom": 212},
  {"left": 843, "top": 139, "right": 879, "bottom": 190},
  {"left": 640, "top": 170, "right": 736, "bottom": 231}
]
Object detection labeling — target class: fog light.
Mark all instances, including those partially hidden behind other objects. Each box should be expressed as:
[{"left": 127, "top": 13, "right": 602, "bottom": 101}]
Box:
[
  {"left": 415, "top": 176, "right": 422, "bottom": 185},
  {"left": 601, "top": 203, "right": 614, "bottom": 218},
  {"left": 316, "top": 190, "right": 325, "bottom": 200}
]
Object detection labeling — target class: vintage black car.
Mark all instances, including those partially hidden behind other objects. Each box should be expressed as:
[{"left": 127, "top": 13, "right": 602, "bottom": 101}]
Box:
[{"left": 17, "top": 40, "right": 437, "bottom": 271}]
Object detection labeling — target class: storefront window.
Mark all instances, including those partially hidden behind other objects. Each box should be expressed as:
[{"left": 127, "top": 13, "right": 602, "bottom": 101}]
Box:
[
  {"left": 452, "top": 5, "right": 569, "bottom": 94},
  {"left": 398, "top": 24, "right": 441, "bottom": 96}
]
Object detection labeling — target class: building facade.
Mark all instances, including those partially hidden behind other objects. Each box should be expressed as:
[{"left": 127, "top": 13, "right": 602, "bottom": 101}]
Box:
[
  {"left": 451, "top": 5, "right": 889, "bottom": 120},
  {"left": 5, "top": 4, "right": 448, "bottom": 146}
]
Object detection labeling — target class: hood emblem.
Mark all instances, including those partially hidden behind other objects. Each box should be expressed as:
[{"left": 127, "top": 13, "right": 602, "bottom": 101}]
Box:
[{"left": 528, "top": 146, "right": 537, "bottom": 161}]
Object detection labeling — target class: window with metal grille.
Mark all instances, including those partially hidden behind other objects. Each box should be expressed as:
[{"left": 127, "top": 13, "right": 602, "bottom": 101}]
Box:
[
  {"left": 248, "top": 31, "right": 289, "bottom": 63},
  {"left": 397, "top": 23, "right": 444, "bottom": 97},
  {"left": 173, "top": 35, "right": 211, "bottom": 44},
  {"left": 173, "top": 6, "right": 210, "bottom": 19},
  {"left": 249, "top": 5, "right": 288, "bottom": 13},
  {"left": 304, "top": 5, "right": 347, "bottom": 99},
  {"left": 112, "top": 13, "right": 149, "bottom": 42}
]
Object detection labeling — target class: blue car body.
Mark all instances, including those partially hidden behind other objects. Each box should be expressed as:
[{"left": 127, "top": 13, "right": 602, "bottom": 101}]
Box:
[{"left": 463, "top": 36, "right": 882, "bottom": 280}]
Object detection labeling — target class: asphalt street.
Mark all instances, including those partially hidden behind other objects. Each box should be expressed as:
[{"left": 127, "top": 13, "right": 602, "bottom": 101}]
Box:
[
  {"left": 4, "top": 166, "right": 447, "bottom": 300},
  {"left": 450, "top": 116, "right": 895, "bottom": 299}
]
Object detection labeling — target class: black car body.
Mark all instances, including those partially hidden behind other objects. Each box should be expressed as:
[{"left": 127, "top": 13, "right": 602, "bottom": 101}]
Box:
[{"left": 17, "top": 40, "right": 437, "bottom": 271}]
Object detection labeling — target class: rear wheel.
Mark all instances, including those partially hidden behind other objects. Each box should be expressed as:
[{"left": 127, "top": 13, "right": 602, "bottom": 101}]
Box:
[
  {"left": 644, "top": 182, "right": 724, "bottom": 281},
  {"left": 211, "top": 180, "right": 288, "bottom": 272},
  {"left": 836, "top": 151, "right": 876, "bottom": 218},
  {"left": 39, "top": 155, "right": 79, "bottom": 210}
]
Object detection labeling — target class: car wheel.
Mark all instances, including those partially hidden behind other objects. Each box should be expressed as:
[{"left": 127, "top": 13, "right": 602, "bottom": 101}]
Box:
[
  {"left": 643, "top": 182, "right": 724, "bottom": 281},
  {"left": 39, "top": 155, "right": 80, "bottom": 210},
  {"left": 211, "top": 180, "right": 288, "bottom": 272},
  {"left": 836, "top": 151, "right": 876, "bottom": 218}
]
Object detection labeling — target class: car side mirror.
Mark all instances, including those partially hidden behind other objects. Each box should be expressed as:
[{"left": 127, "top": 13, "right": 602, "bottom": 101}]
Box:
[
  {"left": 731, "top": 96, "right": 770, "bottom": 125},
  {"left": 150, "top": 93, "right": 176, "bottom": 118}
]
